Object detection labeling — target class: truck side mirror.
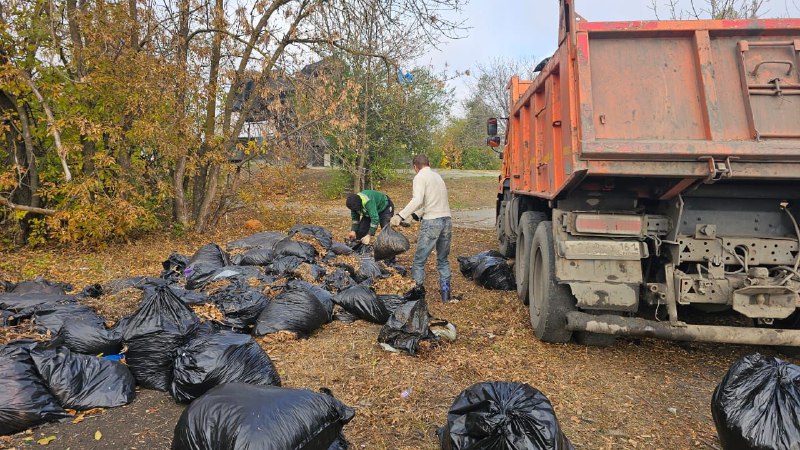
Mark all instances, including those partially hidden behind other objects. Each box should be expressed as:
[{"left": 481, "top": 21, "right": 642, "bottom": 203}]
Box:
[
  {"left": 487, "top": 118, "right": 498, "bottom": 136},
  {"left": 487, "top": 136, "right": 501, "bottom": 148}
]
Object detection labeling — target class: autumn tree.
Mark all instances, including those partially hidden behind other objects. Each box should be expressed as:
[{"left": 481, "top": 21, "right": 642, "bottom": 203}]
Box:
[
  {"left": 650, "top": 0, "right": 766, "bottom": 19},
  {"left": 0, "top": 0, "right": 467, "bottom": 244}
]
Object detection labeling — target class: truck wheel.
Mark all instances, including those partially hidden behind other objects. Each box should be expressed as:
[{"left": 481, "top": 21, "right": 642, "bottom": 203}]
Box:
[
  {"left": 497, "top": 201, "right": 515, "bottom": 257},
  {"left": 528, "top": 221, "right": 574, "bottom": 343},
  {"left": 516, "top": 211, "right": 548, "bottom": 305}
]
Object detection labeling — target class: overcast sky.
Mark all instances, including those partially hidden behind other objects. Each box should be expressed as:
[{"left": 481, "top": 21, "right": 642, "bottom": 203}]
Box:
[{"left": 421, "top": 0, "right": 800, "bottom": 108}]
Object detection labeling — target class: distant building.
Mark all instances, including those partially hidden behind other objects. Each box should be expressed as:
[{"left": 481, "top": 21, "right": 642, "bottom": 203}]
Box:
[{"left": 232, "top": 59, "right": 339, "bottom": 167}]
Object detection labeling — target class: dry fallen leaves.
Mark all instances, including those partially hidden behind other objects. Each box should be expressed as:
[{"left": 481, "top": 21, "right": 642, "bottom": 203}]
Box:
[
  {"left": 373, "top": 273, "right": 416, "bottom": 296},
  {"left": 94, "top": 430, "right": 102, "bottom": 441},
  {"left": 0, "top": 320, "right": 51, "bottom": 345},
  {"left": 191, "top": 303, "right": 224, "bottom": 322},
  {"left": 36, "top": 436, "right": 56, "bottom": 445},
  {"left": 291, "top": 234, "right": 327, "bottom": 257}
]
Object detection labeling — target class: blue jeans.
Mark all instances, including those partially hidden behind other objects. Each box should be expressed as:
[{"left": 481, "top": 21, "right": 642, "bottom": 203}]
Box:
[{"left": 412, "top": 217, "right": 452, "bottom": 285}]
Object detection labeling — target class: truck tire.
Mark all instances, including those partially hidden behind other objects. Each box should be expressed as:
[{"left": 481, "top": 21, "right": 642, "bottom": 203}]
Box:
[
  {"left": 516, "top": 211, "right": 548, "bottom": 305},
  {"left": 497, "top": 201, "right": 515, "bottom": 257},
  {"left": 528, "top": 221, "right": 574, "bottom": 343},
  {"left": 504, "top": 197, "right": 521, "bottom": 238}
]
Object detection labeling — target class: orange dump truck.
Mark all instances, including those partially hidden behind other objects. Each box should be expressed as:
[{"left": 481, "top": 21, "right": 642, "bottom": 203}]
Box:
[{"left": 493, "top": 0, "right": 800, "bottom": 347}]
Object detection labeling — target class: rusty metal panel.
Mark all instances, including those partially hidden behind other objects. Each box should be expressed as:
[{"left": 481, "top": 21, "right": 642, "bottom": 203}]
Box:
[
  {"left": 737, "top": 40, "right": 800, "bottom": 139},
  {"left": 569, "top": 282, "right": 638, "bottom": 311},
  {"left": 506, "top": 13, "right": 800, "bottom": 203},
  {"left": 590, "top": 37, "right": 706, "bottom": 141},
  {"left": 557, "top": 259, "right": 643, "bottom": 285}
]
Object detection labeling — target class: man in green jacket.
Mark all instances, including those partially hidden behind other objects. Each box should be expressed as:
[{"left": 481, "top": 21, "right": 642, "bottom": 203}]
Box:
[{"left": 346, "top": 190, "right": 395, "bottom": 245}]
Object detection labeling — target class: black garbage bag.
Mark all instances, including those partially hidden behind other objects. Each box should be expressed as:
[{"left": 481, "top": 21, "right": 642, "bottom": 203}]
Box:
[
  {"left": 711, "top": 353, "right": 800, "bottom": 450},
  {"left": 287, "top": 280, "right": 334, "bottom": 321},
  {"left": 231, "top": 248, "right": 276, "bottom": 266},
  {"left": 49, "top": 321, "right": 123, "bottom": 355},
  {"left": 31, "top": 303, "right": 106, "bottom": 334},
  {"left": 301, "top": 264, "right": 328, "bottom": 282},
  {"left": 209, "top": 283, "right": 269, "bottom": 329},
  {"left": 30, "top": 346, "right": 135, "bottom": 410},
  {"left": 385, "top": 262, "right": 407, "bottom": 276},
  {"left": 378, "top": 294, "right": 412, "bottom": 314},
  {"left": 208, "top": 266, "right": 273, "bottom": 287},
  {"left": 171, "top": 285, "right": 208, "bottom": 305},
  {"left": 226, "top": 232, "right": 286, "bottom": 251},
  {"left": 458, "top": 252, "right": 516, "bottom": 291},
  {"left": 122, "top": 284, "right": 200, "bottom": 391},
  {"left": 269, "top": 255, "right": 304, "bottom": 277},
  {"left": 377, "top": 297, "right": 436, "bottom": 356},
  {"left": 170, "top": 330, "right": 281, "bottom": 403},
  {"left": 253, "top": 289, "right": 328, "bottom": 337},
  {"left": 0, "top": 309, "right": 14, "bottom": 326},
  {"left": 473, "top": 256, "right": 516, "bottom": 290},
  {"left": 103, "top": 276, "right": 163, "bottom": 294},
  {"left": 0, "top": 293, "right": 75, "bottom": 313},
  {"left": 172, "top": 383, "right": 354, "bottom": 450},
  {"left": 333, "top": 286, "right": 390, "bottom": 324},
  {"left": 289, "top": 224, "right": 334, "bottom": 249},
  {"left": 77, "top": 283, "right": 104, "bottom": 299},
  {"left": 0, "top": 343, "right": 68, "bottom": 435},
  {"left": 327, "top": 435, "right": 351, "bottom": 450},
  {"left": 330, "top": 242, "right": 354, "bottom": 256},
  {"left": 185, "top": 244, "right": 231, "bottom": 290},
  {"left": 8, "top": 278, "right": 71, "bottom": 295},
  {"left": 457, "top": 251, "right": 505, "bottom": 279},
  {"left": 356, "top": 254, "right": 383, "bottom": 282},
  {"left": 274, "top": 239, "right": 317, "bottom": 261},
  {"left": 326, "top": 269, "right": 355, "bottom": 292},
  {"left": 374, "top": 226, "right": 410, "bottom": 261},
  {"left": 334, "top": 308, "right": 359, "bottom": 323},
  {"left": 161, "top": 252, "right": 190, "bottom": 281},
  {"left": 439, "top": 381, "right": 574, "bottom": 450}
]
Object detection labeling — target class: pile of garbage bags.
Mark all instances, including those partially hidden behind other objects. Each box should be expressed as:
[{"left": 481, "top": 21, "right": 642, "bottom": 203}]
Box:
[
  {"left": 457, "top": 251, "right": 516, "bottom": 291},
  {"left": 0, "top": 224, "right": 435, "bottom": 442},
  {"left": 438, "top": 381, "right": 574, "bottom": 450},
  {"left": 712, "top": 353, "right": 800, "bottom": 450},
  {"left": 0, "top": 342, "right": 134, "bottom": 435}
]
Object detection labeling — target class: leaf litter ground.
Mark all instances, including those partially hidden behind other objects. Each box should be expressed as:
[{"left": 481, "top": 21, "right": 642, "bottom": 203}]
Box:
[{"left": 0, "top": 170, "right": 797, "bottom": 450}]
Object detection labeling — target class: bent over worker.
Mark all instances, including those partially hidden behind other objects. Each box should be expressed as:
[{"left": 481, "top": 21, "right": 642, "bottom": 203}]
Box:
[
  {"left": 346, "top": 190, "right": 394, "bottom": 246},
  {"left": 390, "top": 154, "right": 453, "bottom": 302}
]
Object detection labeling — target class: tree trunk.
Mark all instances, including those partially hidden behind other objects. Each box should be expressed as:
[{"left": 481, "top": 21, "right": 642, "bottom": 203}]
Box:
[
  {"left": 193, "top": 0, "right": 224, "bottom": 231},
  {"left": 81, "top": 135, "right": 95, "bottom": 175},
  {"left": 194, "top": 163, "right": 220, "bottom": 232},
  {"left": 172, "top": 0, "right": 190, "bottom": 224},
  {"left": 174, "top": 156, "right": 188, "bottom": 224}
]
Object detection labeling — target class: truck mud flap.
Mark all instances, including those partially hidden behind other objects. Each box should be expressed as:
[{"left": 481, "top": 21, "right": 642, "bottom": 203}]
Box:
[{"left": 565, "top": 311, "right": 800, "bottom": 347}]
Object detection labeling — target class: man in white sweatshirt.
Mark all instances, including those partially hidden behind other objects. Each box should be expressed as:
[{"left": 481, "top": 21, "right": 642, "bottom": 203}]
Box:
[{"left": 390, "top": 154, "right": 454, "bottom": 302}]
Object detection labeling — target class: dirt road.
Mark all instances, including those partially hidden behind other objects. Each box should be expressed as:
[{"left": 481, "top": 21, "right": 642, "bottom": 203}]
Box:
[{"left": 1, "top": 171, "right": 796, "bottom": 450}]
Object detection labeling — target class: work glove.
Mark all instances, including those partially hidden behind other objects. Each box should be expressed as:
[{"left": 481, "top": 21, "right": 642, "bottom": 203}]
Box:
[
  {"left": 347, "top": 231, "right": 356, "bottom": 241},
  {"left": 361, "top": 235, "right": 372, "bottom": 245},
  {"left": 390, "top": 215, "right": 403, "bottom": 227}
]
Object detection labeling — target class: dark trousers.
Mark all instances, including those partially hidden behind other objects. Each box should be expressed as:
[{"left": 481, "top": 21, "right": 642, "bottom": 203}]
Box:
[{"left": 355, "top": 198, "right": 394, "bottom": 239}]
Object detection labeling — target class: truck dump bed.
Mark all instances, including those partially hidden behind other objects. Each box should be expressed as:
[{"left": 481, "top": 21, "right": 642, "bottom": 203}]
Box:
[{"left": 504, "top": 7, "right": 800, "bottom": 201}]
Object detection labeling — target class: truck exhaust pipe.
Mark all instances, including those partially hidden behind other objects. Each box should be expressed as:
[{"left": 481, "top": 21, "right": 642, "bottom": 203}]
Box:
[{"left": 565, "top": 311, "right": 800, "bottom": 347}]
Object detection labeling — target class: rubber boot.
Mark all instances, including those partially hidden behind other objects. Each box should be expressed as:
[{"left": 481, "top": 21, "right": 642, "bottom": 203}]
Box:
[{"left": 440, "top": 278, "right": 452, "bottom": 303}]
